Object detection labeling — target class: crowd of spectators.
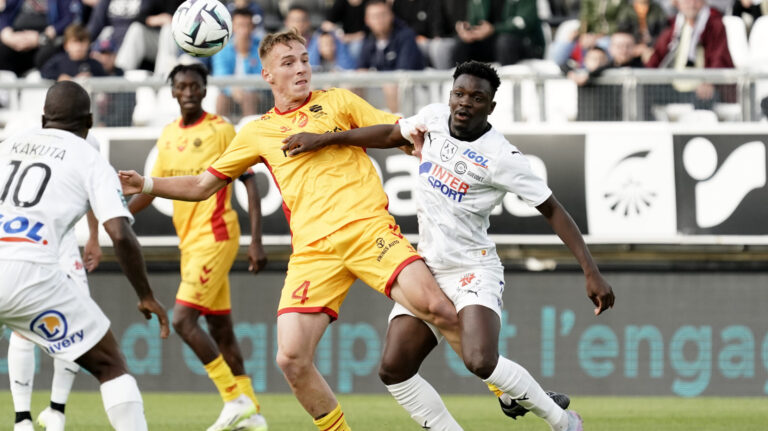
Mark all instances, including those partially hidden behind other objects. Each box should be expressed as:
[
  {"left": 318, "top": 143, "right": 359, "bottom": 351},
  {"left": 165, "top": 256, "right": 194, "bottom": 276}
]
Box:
[{"left": 0, "top": 0, "right": 766, "bottom": 121}]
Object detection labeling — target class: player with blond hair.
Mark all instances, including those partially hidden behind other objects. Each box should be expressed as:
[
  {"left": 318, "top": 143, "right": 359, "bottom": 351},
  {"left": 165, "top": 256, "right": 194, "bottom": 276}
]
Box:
[{"left": 119, "top": 29, "right": 464, "bottom": 431}]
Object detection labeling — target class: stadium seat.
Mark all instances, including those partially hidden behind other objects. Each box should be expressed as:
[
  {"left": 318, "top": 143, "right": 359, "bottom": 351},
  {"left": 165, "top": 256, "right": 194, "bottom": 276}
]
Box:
[
  {"left": 202, "top": 84, "right": 220, "bottom": 114},
  {"left": 678, "top": 109, "right": 718, "bottom": 123},
  {"left": 722, "top": 16, "right": 749, "bottom": 69},
  {"left": 0, "top": 70, "right": 19, "bottom": 127},
  {"left": 542, "top": 22, "right": 553, "bottom": 60},
  {"left": 553, "top": 19, "right": 580, "bottom": 42},
  {"left": 748, "top": 16, "right": 768, "bottom": 68}
]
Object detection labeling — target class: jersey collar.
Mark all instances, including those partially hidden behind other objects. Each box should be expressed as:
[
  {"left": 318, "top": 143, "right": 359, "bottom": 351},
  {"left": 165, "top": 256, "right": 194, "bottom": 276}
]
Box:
[
  {"left": 274, "top": 92, "right": 312, "bottom": 115},
  {"left": 178, "top": 111, "right": 207, "bottom": 129}
]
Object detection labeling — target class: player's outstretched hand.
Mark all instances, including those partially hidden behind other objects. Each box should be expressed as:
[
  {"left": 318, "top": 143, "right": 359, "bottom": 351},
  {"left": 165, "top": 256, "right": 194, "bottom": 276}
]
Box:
[
  {"left": 281, "top": 132, "right": 326, "bottom": 156},
  {"left": 84, "top": 236, "right": 102, "bottom": 272},
  {"left": 410, "top": 124, "right": 428, "bottom": 158},
  {"left": 137, "top": 296, "right": 171, "bottom": 339},
  {"left": 118, "top": 170, "right": 144, "bottom": 195},
  {"left": 586, "top": 273, "right": 615, "bottom": 316},
  {"left": 248, "top": 241, "right": 268, "bottom": 275}
]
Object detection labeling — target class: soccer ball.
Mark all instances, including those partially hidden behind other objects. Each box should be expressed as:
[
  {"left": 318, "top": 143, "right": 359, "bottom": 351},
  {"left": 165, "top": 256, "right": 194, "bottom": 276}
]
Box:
[{"left": 171, "top": 0, "right": 232, "bottom": 57}]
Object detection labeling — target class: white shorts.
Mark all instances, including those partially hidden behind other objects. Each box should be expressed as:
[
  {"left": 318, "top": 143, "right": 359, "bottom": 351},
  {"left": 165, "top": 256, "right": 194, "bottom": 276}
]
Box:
[
  {"left": 59, "top": 231, "right": 89, "bottom": 294},
  {"left": 389, "top": 267, "right": 505, "bottom": 341},
  {"left": 0, "top": 260, "right": 110, "bottom": 362}
]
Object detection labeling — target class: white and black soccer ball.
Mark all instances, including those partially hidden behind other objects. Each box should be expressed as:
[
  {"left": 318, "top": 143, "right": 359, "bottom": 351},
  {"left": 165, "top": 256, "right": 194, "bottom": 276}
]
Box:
[{"left": 171, "top": 0, "right": 232, "bottom": 57}]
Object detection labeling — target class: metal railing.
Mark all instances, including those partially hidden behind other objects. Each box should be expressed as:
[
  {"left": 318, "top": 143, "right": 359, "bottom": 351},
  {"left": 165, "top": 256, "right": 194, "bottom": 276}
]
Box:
[{"left": 1, "top": 68, "right": 767, "bottom": 126}]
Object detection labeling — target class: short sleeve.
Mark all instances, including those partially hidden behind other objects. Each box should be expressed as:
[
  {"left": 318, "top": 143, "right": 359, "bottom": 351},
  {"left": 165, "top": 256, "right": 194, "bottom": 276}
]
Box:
[
  {"left": 209, "top": 123, "right": 262, "bottom": 181},
  {"left": 398, "top": 105, "right": 431, "bottom": 143},
  {"left": 491, "top": 148, "right": 552, "bottom": 207},
  {"left": 87, "top": 155, "right": 134, "bottom": 225},
  {"left": 150, "top": 143, "right": 164, "bottom": 177},
  {"left": 338, "top": 89, "right": 400, "bottom": 128}
]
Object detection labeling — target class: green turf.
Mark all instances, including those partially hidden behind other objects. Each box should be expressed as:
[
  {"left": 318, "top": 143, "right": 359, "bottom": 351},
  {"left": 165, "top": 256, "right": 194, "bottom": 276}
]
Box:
[{"left": 1, "top": 392, "right": 766, "bottom": 430}]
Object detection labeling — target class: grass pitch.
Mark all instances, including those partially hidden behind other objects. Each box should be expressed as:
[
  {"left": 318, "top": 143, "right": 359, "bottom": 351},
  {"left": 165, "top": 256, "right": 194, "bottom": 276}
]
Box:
[{"left": 1, "top": 392, "right": 766, "bottom": 430}]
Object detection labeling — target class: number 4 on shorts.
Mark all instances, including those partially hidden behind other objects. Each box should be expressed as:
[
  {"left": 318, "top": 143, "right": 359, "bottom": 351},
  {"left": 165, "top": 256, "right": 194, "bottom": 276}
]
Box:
[{"left": 291, "top": 280, "right": 310, "bottom": 304}]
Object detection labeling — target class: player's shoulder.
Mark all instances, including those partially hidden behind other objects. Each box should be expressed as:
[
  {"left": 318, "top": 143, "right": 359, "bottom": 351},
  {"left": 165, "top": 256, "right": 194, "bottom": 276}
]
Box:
[
  {"left": 205, "top": 113, "right": 234, "bottom": 131},
  {"left": 484, "top": 127, "right": 524, "bottom": 162},
  {"left": 420, "top": 103, "right": 449, "bottom": 118}
]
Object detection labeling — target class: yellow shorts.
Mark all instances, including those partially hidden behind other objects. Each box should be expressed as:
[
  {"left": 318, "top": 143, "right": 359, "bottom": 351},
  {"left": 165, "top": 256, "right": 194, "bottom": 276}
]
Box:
[
  {"left": 278, "top": 215, "right": 421, "bottom": 321},
  {"left": 176, "top": 240, "right": 239, "bottom": 315}
]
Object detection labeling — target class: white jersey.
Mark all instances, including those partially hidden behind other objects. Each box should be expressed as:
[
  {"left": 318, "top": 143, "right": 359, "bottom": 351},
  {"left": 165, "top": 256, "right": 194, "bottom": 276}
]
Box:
[
  {"left": 399, "top": 103, "right": 552, "bottom": 270},
  {"left": 0, "top": 128, "right": 132, "bottom": 266}
]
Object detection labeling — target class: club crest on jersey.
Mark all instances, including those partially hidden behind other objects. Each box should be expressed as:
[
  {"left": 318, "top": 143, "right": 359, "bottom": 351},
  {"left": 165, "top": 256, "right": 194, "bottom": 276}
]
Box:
[
  {"left": 0, "top": 214, "right": 47, "bottom": 245},
  {"left": 462, "top": 149, "right": 489, "bottom": 168},
  {"left": 293, "top": 112, "right": 309, "bottom": 128},
  {"left": 30, "top": 310, "right": 68, "bottom": 341},
  {"left": 440, "top": 140, "right": 458, "bottom": 162},
  {"left": 419, "top": 162, "right": 470, "bottom": 202}
]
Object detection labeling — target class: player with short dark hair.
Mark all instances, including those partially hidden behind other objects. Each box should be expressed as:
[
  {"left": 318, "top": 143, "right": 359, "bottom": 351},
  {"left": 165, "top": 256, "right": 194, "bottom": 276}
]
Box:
[
  {"left": 119, "top": 29, "right": 465, "bottom": 431},
  {"left": 0, "top": 81, "right": 170, "bottom": 430},
  {"left": 280, "top": 60, "right": 615, "bottom": 431},
  {"left": 127, "top": 63, "right": 268, "bottom": 431}
]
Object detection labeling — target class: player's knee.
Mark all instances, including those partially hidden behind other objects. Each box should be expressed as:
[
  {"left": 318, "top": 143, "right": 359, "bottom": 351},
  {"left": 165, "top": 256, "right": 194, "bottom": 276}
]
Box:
[
  {"left": 462, "top": 353, "right": 497, "bottom": 380},
  {"left": 424, "top": 298, "right": 459, "bottom": 332},
  {"left": 171, "top": 313, "right": 194, "bottom": 337},
  {"left": 275, "top": 348, "right": 311, "bottom": 382},
  {"left": 378, "top": 359, "right": 413, "bottom": 386}
]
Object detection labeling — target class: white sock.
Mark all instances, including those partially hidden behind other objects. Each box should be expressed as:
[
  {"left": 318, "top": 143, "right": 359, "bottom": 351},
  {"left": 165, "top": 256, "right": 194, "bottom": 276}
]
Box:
[
  {"left": 51, "top": 358, "right": 80, "bottom": 405},
  {"left": 8, "top": 332, "right": 35, "bottom": 413},
  {"left": 100, "top": 374, "right": 148, "bottom": 431},
  {"left": 386, "top": 374, "right": 463, "bottom": 431},
  {"left": 483, "top": 357, "right": 569, "bottom": 431}
]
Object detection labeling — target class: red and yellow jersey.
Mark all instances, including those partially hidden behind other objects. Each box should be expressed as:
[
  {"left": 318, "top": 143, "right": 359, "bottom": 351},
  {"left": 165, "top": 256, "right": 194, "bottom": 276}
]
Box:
[
  {"left": 152, "top": 112, "right": 240, "bottom": 250},
  {"left": 209, "top": 88, "right": 399, "bottom": 249}
]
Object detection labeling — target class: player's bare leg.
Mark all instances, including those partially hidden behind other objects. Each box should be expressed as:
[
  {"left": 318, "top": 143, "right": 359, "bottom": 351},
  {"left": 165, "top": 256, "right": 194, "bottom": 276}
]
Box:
[
  {"left": 388, "top": 260, "right": 462, "bottom": 353},
  {"left": 172, "top": 304, "right": 261, "bottom": 430},
  {"left": 379, "top": 316, "right": 463, "bottom": 430},
  {"left": 459, "top": 305, "right": 577, "bottom": 431},
  {"left": 75, "top": 331, "right": 147, "bottom": 431},
  {"left": 276, "top": 312, "right": 350, "bottom": 431}
]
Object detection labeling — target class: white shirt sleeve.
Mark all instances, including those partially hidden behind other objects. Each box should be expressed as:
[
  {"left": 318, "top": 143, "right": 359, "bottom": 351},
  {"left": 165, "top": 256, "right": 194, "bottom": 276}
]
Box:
[
  {"left": 492, "top": 148, "right": 552, "bottom": 207},
  {"left": 398, "top": 104, "right": 433, "bottom": 143},
  {"left": 86, "top": 154, "right": 134, "bottom": 225}
]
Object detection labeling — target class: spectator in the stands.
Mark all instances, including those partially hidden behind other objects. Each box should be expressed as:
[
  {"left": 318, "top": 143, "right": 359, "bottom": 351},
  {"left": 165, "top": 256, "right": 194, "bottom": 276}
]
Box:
[
  {"left": 358, "top": 0, "right": 425, "bottom": 113},
  {"left": 212, "top": 7, "right": 264, "bottom": 121},
  {"left": 91, "top": 38, "right": 136, "bottom": 126},
  {"left": 323, "top": 0, "right": 367, "bottom": 61},
  {"left": 87, "top": 0, "right": 142, "bottom": 54},
  {"left": 115, "top": 0, "right": 183, "bottom": 76},
  {"left": 41, "top": 23, "right": 106, "bottom": 81},
  {"left": 644, "top": 0, "right": 734, "bottom": 118},
  {"left": 616, "top": 0, "right": 668, "bottom": 62},
  {"left": 283, "top": 5, "right": 313, "bottom": 44},
  {"left": 550, "top": 0, "right": 634, "bottom": 68},
  {"left": 0, "top": 0, "right": 82, "bottom": 76},
  {"left": 226, "top": 0, "right": 265, "bottom": 37},
  {"left": 454, "top": 0, "right": 545, "bottom": 65},
  {"left": 391, "top": 0, "right": 462, "bottom": 69},
  {"left": 569, "top": 30, "right": 644, "bottom": 120},
  {"left": 308, "top": 29, "right": 356, "bottom": 72}
]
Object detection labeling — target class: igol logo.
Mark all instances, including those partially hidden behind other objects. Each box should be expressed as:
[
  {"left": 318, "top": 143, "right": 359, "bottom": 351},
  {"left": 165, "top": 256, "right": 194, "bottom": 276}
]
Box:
[{"left": 30, "top": 310, "right": 68, "bottom": 342}]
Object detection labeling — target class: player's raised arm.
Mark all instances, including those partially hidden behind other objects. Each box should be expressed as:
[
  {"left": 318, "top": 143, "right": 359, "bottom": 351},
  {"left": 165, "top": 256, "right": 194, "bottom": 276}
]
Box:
[
  {"left": 119, "top": 169, "right": 227, "bottom": 202},
  {"left": 536, "top": 195, "right": 615, "bottom": 315},
  {"left": 281, "top": 123, "right": 410, "bottom": 156},
  {"left": 102, "top": 216, "right": 170, "bottom": 338}
]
